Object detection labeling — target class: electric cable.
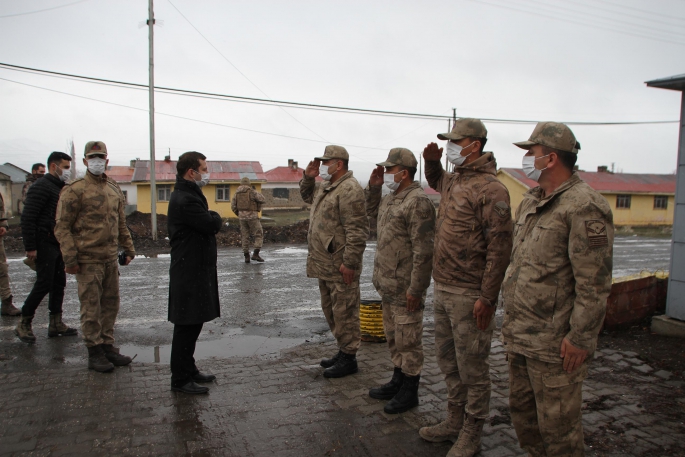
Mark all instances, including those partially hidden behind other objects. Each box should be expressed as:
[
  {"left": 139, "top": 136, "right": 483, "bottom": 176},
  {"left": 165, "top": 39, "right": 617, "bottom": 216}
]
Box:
[{"left": 0, "top": 0, "right": 91, "bottom": 19}]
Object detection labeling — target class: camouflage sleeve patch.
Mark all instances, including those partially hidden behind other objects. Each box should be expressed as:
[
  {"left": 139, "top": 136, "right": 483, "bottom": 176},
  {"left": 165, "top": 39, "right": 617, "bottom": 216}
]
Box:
[
  {"left": 585, "top": 220, "right": 608, "bottom": 248},
  {"left": 493, "top": 201, "right": 511, "bottom": 218}
]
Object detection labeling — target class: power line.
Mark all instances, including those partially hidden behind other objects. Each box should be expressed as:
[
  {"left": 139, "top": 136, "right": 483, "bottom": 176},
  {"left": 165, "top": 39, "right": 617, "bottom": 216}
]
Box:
[
  {"left": 568, "top": 0, "right": 685, "bottom": 27},
  {"left": 0, "top": 0, "right": 91, "bottom": 19},
  {"left": 592, "top": 0, "right": 685, "bottom": 23},
  {"left": 0, "top": 62, "right": 678, "bottom": 126}
]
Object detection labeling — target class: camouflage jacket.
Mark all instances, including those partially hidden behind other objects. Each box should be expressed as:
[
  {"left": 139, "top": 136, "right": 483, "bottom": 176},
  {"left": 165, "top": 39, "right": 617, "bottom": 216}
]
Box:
[
  {"left": 300, "top": 171, "right": 368, "bottom": 282},
  {"left": 425, "top": 153, "right": 513, "bottom": 306},
  {"left": 365, "top": 181, "right": 435, "bottom": 305},
  {"left": 501, "top": 173, "right": 614, "bottom": 363},
  {"left": 0, "top": 192, "right": 7, "bottom": 229},
  {"left": 54, "top": 171, "right": 136, "bottom": 267},
  {"left": 19, "top": 174, "right": 38, "bottom": 215},
  {"left": 230, "top": 185, "right": 265, "bottom": 220}
]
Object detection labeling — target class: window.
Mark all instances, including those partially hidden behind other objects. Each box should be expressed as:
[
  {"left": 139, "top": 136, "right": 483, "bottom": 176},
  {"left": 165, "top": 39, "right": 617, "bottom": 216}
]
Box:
[
  {"left": 616, "top": 194, "right": 631, "bottom": 209},
  {"left": 157, "top": 185, "right": 171, "bottom": 202},
  {"left": 216, "top": 185, "right": 230, "bottom": 201},
  {"left": 122, "top": 190, "right": 128, "bottom": 205},
  {"left": 654, "top": 195, "right": 668, "bottom": 210},
  {"left": 272, "top": 188, "right": 289, "bottom": 199}
]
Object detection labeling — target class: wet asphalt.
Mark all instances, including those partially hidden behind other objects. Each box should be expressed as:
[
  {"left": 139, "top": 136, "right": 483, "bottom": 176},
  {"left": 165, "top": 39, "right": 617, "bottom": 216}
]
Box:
[{"left": 0, "top": 236, "right": 672, "bottom": 372}]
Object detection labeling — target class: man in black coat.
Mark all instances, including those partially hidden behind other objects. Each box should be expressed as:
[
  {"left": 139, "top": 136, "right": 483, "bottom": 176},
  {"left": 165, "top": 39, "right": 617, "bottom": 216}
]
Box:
[
  {"left": 15, "top": 152, "right": 78, "bottom": 343},
  {"left": 168, "top": 151, "right": 222, "bottom": 394}
]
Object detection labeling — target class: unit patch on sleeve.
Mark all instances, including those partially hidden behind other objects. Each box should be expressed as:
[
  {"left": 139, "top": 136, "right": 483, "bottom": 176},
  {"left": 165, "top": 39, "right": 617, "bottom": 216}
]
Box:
[
  {"left": 494, "top": 201, "right": 511, "bottom": 218},
  {"left": 585, "top": 220, "right": 608, "bottom": 248}
]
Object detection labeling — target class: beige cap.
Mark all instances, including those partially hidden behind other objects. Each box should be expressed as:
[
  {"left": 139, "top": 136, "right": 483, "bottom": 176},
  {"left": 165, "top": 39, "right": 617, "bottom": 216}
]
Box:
[
  {"left": 315, "top": 145, "right": 349, "bottom": 161},
  {"left": 514, "top": 122, "right": 579, "bottom": 154},
  {"left": 438, "top": 118, "right": 487, "bottom": 141},
  {"left": 240, "top": 176, "right": 251, "bottom": 185},
  {"left": 84, "top": 141, "right": 108, "bottom": 157},
  {"left": 376, "top": 148, "right": 418, "bottom": 168}
]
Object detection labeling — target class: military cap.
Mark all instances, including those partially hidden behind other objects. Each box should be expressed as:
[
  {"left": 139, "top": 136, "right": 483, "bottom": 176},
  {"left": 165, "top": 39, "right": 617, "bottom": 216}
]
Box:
[
  {"left": 240, "top": 176, "right": 251, "bottom": 185},
  {"left": 437, "top": 118, "right": 488, "bottom": 141},
  {"left": 376, "top": 148, "right": 418, "bottom": 168},
  {"left": 84, "top": 141, "right": 108, "bottom": 157},
  {"left": 514, "top": 122, "right": 580, "bottom": 154},
  {"left": 315, "top": 145, "right": 349, "bottom": 161}
]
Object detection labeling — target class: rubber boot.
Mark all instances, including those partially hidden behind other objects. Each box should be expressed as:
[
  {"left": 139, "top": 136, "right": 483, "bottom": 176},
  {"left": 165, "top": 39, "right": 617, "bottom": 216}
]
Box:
[
  {"left": 323, "top": 351, "right": 358, "bottom": 378},
  {"left": 48, "top": 313, "right": 78, "bottom": 337},
  {"left": 320, "top": 350, "right": 342, "bottom": 368},
  {"left": 102, "top": 344, "right": 133, "bottom": 366},
  {"left": 87, "top": 345, "right": 115, "bottom": 373},
  {"left": 419, "top": 401, "right": 466, "bottom": 443},
  {"left": 1, "top": 295, "right": 21, "bottom": 316},
  {"left": 15, "top": 315, "right": 36, "bottom": 343},
  {"left": 447, "top": 414, "right": 485, "bottom": 457},
  {"left": 369, "top": 367, "right": 404, "bottom": 399},
  {"left": 384, "top": 374, "right": 420, "bottom": 414},
  {"left": 251, "top": 249, "right": 264, "bottom": 262},
  {"left": 244, "top": 251, "right": 251, "bottom": 263}
]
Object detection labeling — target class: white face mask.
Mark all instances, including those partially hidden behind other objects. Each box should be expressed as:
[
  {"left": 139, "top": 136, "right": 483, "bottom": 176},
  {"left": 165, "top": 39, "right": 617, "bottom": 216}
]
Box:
[
  {"left": 383, "top": 171, "right": 403, "bottom": 192},
  {"left": 193, "top": 170, "right": 210, "bottom": 187},
  {"left": 319, "top": 162, "right": 336, "bottom": 181},
  {"left": 86, "top": 158, "right": 106, "bottom": 176},
  {"left": 58, "top": 167, "right": 71, "bottom": 183},
  {"left": 445, "top": 141, "right": 476, "bottom": 166},
  {"left": 522, "top": 154, "right": 550, "bottom": 182}
]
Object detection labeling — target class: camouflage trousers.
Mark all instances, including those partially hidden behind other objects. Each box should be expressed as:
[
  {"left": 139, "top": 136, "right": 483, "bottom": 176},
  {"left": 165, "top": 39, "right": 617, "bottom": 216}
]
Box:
[
  {"left": 434, "top": 288, "right": 494, "bottom": 419},
  {"left": 382, "top": 295, "right": 423, "bottom": 376},
  {"left": 75, "top": 260, "right": 120, "bottom": 348},
  {"left": 508, "top": 353, "right": 587, "bottom": 457},
  {"left": 240, "top": 219, "right": 263, "bottom": 251},
  {"left": 0, "top": 239, "right": 11, "bottom": 300},
  {"left": 318, "top": 279, "right": 361, "bottom": 355}
]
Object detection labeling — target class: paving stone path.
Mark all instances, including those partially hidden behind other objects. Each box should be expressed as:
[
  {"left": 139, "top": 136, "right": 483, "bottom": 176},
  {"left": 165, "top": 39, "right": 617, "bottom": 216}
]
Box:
[{"left": 1, "top": 328, "right": 683, "bottom": 456}]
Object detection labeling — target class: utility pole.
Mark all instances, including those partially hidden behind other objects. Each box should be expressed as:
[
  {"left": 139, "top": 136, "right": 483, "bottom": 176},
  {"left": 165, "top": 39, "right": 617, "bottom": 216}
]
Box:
[
  {"left": 148, "top": 0, "right": 157, "bottom": 240},
  {"left": 445, "top": 118, "right": 450, "bottom": 170}
]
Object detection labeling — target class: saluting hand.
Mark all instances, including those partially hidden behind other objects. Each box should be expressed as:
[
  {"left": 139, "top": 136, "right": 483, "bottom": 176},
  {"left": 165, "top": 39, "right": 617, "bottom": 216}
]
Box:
[
  {"left": 369, "top": 166, "right": 384, "bottom": 187},
  {"left": 423, "top": 142, "right": 443, "bottom": 161},
  {"left": 305, "top": 159, "right": 321, "bottom": 178},
  {"left": 560, "top": 338, "right": 588, "bottom": 373}
]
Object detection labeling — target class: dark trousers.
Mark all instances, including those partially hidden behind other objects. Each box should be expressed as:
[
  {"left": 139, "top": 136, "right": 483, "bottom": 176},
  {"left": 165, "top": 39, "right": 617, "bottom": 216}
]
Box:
[
  {"left": 170, "top": 323, "right": 203, "bottom": 387},
  {"left": 22, "top": 241, "right": 66, "bottom": 317}
]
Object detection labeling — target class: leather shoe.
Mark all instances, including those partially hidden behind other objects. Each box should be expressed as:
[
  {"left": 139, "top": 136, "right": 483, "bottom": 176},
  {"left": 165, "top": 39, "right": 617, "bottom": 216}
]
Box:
[
  {"left": 192, "top": 372, "right": 216, "bottom": 383},
  {"left": 171, "top": 381, "right": 209, "bottom": 394}
]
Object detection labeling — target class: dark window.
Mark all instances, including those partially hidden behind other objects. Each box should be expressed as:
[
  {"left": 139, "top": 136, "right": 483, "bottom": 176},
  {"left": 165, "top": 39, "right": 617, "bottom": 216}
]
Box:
[
  {"left": 654, "top": 195, "right": 668, "bottom": 210},
  {"left": 122, "top": 190, "right": 128, "bottom": 205},
  {"left": 216, "top": 185, "right": 230, "bottom": 201},
  {"left": 273, "top": 188, "right": 289, "bottom": 199},
  {"left": 616, "top": 195, "right": 631, "bottom": 209},
  {"left": 157, "top": 185, "right": 171, "bottom": 202}
]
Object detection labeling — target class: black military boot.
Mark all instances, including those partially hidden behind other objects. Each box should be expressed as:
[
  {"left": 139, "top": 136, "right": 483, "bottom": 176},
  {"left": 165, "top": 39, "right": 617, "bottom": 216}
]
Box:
[
  {"left": 48, "top": 313, "right": 78, "bottom": 337},
  {"left": 369, "top": 367, "right": 404, "bottom": 399},
  {"left": 1, "top": 295, "right": 21, "bottom": 316},
  {"left": 87, "top": 345, "right": 114, "bottom": 373},
  {"left": 323, "top": 351, "right": 358, "bottom": 378},
  {"left": 244, "top": 251, "right": 251, "bottom": 263},
  {"left": 102, "top": 344, "right": 133, "bottom": 366},
  {"left": 320, "top": 350, "right": 342, "bottom": 368},
  {"left": 251, "top": 249, "right": 264, "bottom": 262},
  {"left": 384, "top": 374, "right": 420, "bottom": 414}
]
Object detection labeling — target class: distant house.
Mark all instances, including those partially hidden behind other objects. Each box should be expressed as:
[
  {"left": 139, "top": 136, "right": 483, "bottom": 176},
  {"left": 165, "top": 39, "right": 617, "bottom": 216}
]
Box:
[
  {"left": 0, "top": 163, "right": 30, "bottom": 217},
  {"left": 497, "top": 167, "right": 676, "bottom": 227},
  {"left": 263, "top": 159, "right": 322, "bottom": 210},
  {"left": 107, "top": 161, "right": 137, "bottom": 215},
  {"left": 132, "top": 157, "right": 266, "bottom": 218}
]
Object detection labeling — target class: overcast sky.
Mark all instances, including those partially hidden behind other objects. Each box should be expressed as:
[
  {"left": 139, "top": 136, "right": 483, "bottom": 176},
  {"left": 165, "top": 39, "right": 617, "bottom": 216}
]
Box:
[{"left": 0, "top": 0, "right": 683, "bottom": 184}]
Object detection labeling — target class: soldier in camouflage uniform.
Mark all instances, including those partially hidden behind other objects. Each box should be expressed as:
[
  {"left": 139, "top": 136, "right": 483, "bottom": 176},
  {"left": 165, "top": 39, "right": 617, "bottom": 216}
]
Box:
[
  {"left": 502, "top": 122, "right": 614, "bottom": 457},
  {"left": 365, "top": 148, "right": 435, "bottom": 414},
  {"left": 0, "top": 192, "right": 21, "bottom": 316},
  {"left": 419, "top": 119, "right": 513, "bottom": 457},
  {"left": 300, "top": 145, "right": 369, "bottom": 378},
  {"left": 19, "top": 163, "right": 45, "bottom": 215},
  {"left": 231, "top": 176, "right": 266, "bottom": 263},
  {"left": 54, "top": 141, "right": 136, "bottom": 373}
]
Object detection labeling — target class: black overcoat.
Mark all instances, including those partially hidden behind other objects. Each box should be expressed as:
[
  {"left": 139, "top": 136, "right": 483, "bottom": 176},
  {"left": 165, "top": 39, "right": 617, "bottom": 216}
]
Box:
[{"left": 167, "top": 177, "right": 223, "bottom": 325}]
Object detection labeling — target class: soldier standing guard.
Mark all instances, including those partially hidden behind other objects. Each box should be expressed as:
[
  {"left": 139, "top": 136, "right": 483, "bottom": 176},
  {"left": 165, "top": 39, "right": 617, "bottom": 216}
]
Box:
[
  {"left": 54, "top": 141, "right": 136, "bottom": 373},
  {"left": 300, "top": 145, "right": 369, "bottom": 378},
  {"left": 365, "top": 148, "right": 435, "bottom": 414},
  {"left": 502, "top": 122, "right": 614, "bottom": 456},
  {"left": 231, "top": 176, "right": 266, "bottom": 263},
  {"left": 419, "top": 118, "right": 513, "bottom": 457}
]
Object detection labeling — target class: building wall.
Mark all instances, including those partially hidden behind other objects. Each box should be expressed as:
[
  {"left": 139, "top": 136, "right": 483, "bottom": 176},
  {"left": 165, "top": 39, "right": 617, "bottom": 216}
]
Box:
[
  {"left": 136, "top": 182, "right": 262, "bottom": 218},
  {"left": 119, "top": 183, "right": 138, "bottom": 205},
  {"left": 11, "top": 182, "right": 23, "bottom": 216},
  {"left": 262, "top": 185, "right": 309, "bottom": 209},
  {"left": 603, "top": 193, "right": 674, "bottom": 226},
  {"left": 496, "top": 172, "right": 530, "bottom": 215},
  {"left": 0, "top": 181, "right": 13, "bottom": 217}
]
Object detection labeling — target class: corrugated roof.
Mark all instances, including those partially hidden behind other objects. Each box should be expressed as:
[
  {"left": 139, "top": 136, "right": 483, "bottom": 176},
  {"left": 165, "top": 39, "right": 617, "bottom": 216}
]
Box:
[
  {"left": 265, "top": 166, "right": 322, "bottom": 183},
  {"left": 107, "top": 166, "right": 134, "bottom": 183},
  {"left": 132, "top": 160, "right": 267, "bottom": 183},
  {"left": 0, "top": 163, "right": 29, "bottom": 183},
  {"left": 501, "top": 168, "right": 676, "bottom": 194}
]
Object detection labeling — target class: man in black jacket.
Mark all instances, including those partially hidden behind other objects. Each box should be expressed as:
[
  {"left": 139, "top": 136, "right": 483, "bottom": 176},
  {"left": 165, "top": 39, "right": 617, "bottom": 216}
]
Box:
[
  {"left": 168, "top": 151, "right": 222, "bottom": 394},
  {"left": 15, "top": 152, "right": 78, "bottom": 343}
]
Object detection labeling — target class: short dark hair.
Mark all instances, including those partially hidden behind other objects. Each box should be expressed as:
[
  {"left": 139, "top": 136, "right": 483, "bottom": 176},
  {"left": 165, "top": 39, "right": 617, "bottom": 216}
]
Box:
[
  {"left": 47, "top": 152, "right": 72, "bottom": 168},
  {"left": 177, "top": 151, "right": 206, "bottom": 177},
  {"left": 541, "top": 146, "right": 577, "bottom": 171},
  {"left": 339, "top": 159, "right": 349, "bottom": 170},
  {"left": 32, "top": 163, "right": 45, "bottom": 172},
  {"left": 402, "top": 166, "right": 417, "bottom": 180},
  {"left": 468, "top": 137, "right": 488, "bottom": 154}
]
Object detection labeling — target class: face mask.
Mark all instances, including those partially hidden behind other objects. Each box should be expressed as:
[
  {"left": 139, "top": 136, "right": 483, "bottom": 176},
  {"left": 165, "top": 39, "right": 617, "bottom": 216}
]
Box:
[
  {"left": 86, "top": 158, "right": 106, "bottom": 176},
  {"left": 383, "top": 171, "right": 403, "bottom": 192},
  {"left": 58, "top": 167, "right": 71, "bottom": 183},
  {"left": 193, "top": 170, "right": 210, "bottom": 187},
  {"left": 522, "top": 154, "right": 550, "bottom": 182},
  {"left": 445, "top": 141, "right": 476, "bottom": 166},
  {"left": 319, "top": 162, "right": 336, "bottom": 181}
]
